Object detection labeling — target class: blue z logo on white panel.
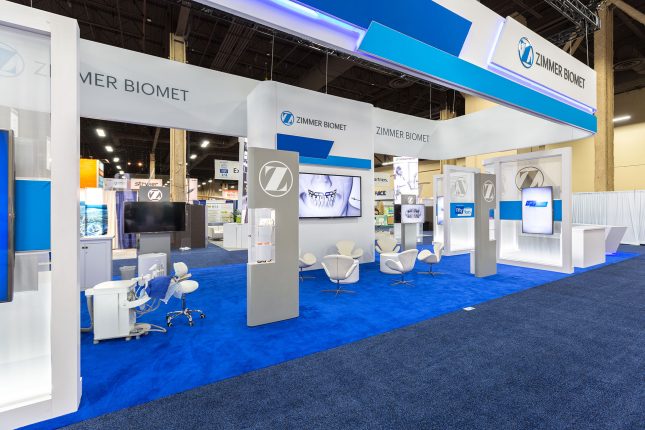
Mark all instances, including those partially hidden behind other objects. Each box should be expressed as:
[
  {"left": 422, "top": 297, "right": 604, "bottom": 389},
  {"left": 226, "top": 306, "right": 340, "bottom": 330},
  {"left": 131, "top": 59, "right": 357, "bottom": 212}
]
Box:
[
  {"left": 518, "top": 37, "right": 534, "bottom": 68},
  {"left": 281, "top": 111, "right": 294, "bottom": 126}
]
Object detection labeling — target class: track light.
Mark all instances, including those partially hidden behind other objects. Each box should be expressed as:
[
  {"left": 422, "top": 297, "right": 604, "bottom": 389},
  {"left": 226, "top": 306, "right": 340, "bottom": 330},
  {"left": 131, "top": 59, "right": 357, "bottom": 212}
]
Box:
[
  {"left": 201, "top": 140, "right": 209, "bottom": 148},
  {"left": 105, "top": 145, "right": 113, "bottom": 152},
  {"left": 96, "top": 128, "right": 106, "bottom": 137}
]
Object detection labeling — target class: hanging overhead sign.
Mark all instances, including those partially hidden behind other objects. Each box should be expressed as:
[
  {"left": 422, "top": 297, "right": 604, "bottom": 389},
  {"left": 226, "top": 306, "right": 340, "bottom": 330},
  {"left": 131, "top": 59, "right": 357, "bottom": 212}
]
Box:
[
  {"left": 214, "top": 160, "right": 241, "bottom": 181},
  {"left": 373, "top": 108, "right": 437, "bottom": 158},
  {"left": 489, "top": 17, "right": 596, "bottom": 112}
]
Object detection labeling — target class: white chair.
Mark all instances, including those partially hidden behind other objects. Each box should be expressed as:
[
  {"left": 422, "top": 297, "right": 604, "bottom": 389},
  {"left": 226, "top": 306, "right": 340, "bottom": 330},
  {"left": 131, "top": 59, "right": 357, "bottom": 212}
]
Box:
[
  {"left": 376, "top": 237, "right": 400, "bottom": 254},
  {"left": 166, "top": 262, "right": 205, "bottom": 327},
  {"left": 321, "top": 255, "right": 358, "bottom": 295},
  {"left": 385, "top": 249, "right": 419, "bottom": 286},
  {"left": 299, "top": 253, "right": 317, "bottom": 281},
  {"left": 417, "top": 242, "right": 444, "bottom": 276},
  {"left": 336, "top": 240, "right": 364, "bottom": 260}
]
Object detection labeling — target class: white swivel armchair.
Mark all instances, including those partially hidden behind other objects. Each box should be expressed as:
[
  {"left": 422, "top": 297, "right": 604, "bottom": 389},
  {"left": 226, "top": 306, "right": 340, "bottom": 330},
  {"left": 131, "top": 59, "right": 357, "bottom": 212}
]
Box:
[
  {"left": 385, "top": 249, "right": 419, "bottom": 286},
  {"left": 376, "top": 237, "right": 400, "bottom": 254},
  {"left": 321, "top": 255, "right": 358, "bottom": 295},
  {"left": 166, "top": 262, "right": 205, "bottom": 327},
  {"left": 417, "top": 242, "right": 444, "bottom": 276},
  {"left": 298, "top": 253, "right": 317, "bottom": 281},
  {"left": 336, "top": 240, "right": 364, "bottom": 260}
]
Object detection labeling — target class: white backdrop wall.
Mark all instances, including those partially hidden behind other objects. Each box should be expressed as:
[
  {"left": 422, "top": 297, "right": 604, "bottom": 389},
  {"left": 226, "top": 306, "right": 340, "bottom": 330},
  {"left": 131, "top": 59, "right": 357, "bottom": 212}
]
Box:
[
  {"left": 247, "top": 82, "right": 374, "bottom": 268},
  {"left": 573, "top": 191, "right": 645, "bottom": 245}
]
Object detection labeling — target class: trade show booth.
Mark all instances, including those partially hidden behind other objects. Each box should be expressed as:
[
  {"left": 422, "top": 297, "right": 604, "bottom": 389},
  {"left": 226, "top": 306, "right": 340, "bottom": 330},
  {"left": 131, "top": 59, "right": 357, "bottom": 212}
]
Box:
[{"left": 2, "top": 0, "right": 622, "bottom": 428}]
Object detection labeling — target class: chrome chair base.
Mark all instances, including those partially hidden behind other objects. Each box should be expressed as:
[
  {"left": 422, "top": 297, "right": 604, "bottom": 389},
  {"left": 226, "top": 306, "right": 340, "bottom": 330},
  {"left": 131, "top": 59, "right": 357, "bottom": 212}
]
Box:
[
  {"left": 391, "top": 279, "right": 415, "bottom": 286},
  {"left": 322, "top": 281, "right": 355, "bottom": 296},
  {"left": 166, "top": 295, "right": 205, "bottom": 327}
]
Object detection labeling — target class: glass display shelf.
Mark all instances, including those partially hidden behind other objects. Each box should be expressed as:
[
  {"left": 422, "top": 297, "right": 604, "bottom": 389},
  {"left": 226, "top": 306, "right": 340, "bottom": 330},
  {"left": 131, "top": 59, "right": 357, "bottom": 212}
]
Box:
[{"left": 248, "top": 208, "right": 275, "bottom": 265}]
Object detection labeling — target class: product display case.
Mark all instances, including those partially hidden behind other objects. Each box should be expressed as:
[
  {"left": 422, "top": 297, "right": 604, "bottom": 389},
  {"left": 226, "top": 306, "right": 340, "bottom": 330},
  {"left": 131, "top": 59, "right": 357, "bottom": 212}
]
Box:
[{"left": 248, "top": 208, "right": 275, "bottom": 265}]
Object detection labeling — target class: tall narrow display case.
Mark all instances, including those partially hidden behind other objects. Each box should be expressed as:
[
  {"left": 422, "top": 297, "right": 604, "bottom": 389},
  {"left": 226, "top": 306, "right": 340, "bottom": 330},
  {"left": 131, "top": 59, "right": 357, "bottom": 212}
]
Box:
[{"left": 248, "top": 208, "right": 275, "bottom": 265}]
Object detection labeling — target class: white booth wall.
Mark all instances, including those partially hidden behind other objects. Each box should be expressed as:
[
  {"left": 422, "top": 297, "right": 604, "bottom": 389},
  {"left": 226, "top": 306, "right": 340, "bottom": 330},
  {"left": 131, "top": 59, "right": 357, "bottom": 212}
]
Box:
[{"left": 247, "top": 81, "right": 375, "bottom": 267}]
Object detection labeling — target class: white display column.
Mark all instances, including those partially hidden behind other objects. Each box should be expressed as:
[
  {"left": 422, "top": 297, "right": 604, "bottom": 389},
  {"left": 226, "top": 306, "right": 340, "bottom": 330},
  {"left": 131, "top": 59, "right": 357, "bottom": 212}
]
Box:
[
  {"left": 483, "top": 148, "right": 573, "bottom": 273},
  {"left": 442, "top": 165, "right": 478, "bottom": 256},
  {"left": 0, "top": 3, "right": 80, "bottom": 429}
]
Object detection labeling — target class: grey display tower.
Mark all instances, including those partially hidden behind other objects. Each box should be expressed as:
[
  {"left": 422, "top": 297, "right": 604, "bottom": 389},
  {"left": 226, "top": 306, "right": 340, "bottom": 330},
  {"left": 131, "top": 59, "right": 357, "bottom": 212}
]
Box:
[
  {"left": 246, "top": 147, "right": 299, "bottom": 326},
  {"left": 473, "top": 173, "right": 497, "bottom": 277},
  {"left": 400, "top": 194, "right": 418, "bottom": 251},
  {"left": 138, "top": 186, "right": 171, "bottom": 271}
]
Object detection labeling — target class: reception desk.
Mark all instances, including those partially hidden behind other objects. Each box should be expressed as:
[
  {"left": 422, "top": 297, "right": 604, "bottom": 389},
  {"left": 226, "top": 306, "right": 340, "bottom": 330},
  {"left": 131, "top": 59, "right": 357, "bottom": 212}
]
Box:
[{"left": 223, "top": 223, "right": 249, "bottom": 249}]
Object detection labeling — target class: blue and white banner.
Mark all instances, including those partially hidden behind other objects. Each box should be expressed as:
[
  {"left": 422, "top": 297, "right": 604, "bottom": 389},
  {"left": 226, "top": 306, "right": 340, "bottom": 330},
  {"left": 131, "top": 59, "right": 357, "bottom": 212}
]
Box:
[{"left": 450, "top": 202, "right": 475, "bottom": 218}]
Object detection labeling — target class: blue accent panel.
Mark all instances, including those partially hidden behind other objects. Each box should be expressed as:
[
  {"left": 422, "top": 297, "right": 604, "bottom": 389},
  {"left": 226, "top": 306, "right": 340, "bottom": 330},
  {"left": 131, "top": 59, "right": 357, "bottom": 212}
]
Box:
[
  {"left": 291, "top": 0, "right": 471, "bottom": 56},
  {"left": 15, "top": 180, "right": 51, "bottom": 252},
  {"left": 0, "top": 131, "right": 8, "bottom": 302},
  {"left": 450, "top": 202, "right": 475, "bottom": 219},
  {"left": 500, "top": 201, "right": 522, "bottom": 221},
  {"left": 358, "top": 23, "right": 597, "bottom": 133},
  {"left": 553, "top": 200, "right": 562, "bottom": 222},
  {"left": 500, "top": 200, "right": 563, "bottom": 222},
  {"left": 277, "top": 133, "right": 334, "bottom": 159},
  {"left": 300, "top": 155, "right": 372, "bottom": 169}
]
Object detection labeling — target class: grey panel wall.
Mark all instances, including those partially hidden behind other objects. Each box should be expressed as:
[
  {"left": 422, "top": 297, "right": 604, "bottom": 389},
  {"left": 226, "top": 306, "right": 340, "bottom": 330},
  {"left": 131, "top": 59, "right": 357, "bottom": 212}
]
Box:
[
  {"left": 473, "top": 173, "right": 497, "bottom": 277},
  {"left": 247, "top": 148, "right": 299, "bottom": 326}
]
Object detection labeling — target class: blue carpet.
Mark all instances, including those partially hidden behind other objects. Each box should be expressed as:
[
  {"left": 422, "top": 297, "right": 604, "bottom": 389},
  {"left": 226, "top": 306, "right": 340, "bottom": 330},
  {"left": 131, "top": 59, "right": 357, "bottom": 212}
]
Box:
[{"left": 27, "top": 246, "right": 637, "bottom": 429}]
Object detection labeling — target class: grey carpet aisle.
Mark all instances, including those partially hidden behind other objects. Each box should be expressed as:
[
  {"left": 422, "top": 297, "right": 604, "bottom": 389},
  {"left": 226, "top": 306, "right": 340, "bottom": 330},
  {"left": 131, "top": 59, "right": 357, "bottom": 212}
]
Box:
[{"left": 67, "top": 249, "right": 645, "bottom": 430}]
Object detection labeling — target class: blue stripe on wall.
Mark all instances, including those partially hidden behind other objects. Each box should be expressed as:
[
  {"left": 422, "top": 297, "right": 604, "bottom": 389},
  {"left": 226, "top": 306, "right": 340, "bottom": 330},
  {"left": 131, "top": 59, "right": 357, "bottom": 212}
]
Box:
[
  {"left": 299, "top": 155, "right": 372, "bottom": 169},
  {"left": 358, "top": 22, "right": 597, "bottom": 133},
  {"left": 277, "top": 133, "right": 334, "bottom": 159},
  {"left": 450, "top": 202, "right": 475, "bottom": 219},
  {"left": 285, "top": 0, "right": 471, "bottom": 56},
  {"left": 15, "top": 180, "right": 51, "bottom": 252},
  {"left": 0, "top": 131, "right": 9, "bottom": 302},
  {"left": 500, "top": 200, "right": 562, "bottom": 222}
]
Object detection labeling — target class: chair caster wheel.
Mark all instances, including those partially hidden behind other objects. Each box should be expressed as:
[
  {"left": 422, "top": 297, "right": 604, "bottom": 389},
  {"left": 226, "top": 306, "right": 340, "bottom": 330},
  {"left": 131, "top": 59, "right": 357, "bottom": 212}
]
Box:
[
  {"left": 189, "top": 321, "right": 194, "bottom": 327},
  {"left": 167, "top": 322, "right": 173, "bottom": 327},
  {"left": 125, "top": 337, "right": 131, "bottom": 342},
  {"left": 200, "top": 314, "right": 206, "bottom": 319}
]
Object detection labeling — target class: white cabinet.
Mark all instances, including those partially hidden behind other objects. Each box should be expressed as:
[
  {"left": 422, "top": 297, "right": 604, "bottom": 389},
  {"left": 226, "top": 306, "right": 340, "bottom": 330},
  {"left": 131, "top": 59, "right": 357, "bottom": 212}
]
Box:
[{"left": 80, "top": 236, "right": 113, "bottom": 290}]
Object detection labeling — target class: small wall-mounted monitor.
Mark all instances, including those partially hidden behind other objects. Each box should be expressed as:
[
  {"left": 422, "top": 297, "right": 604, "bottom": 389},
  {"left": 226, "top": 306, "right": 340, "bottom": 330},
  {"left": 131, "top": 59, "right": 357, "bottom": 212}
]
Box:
[
  {"left": 521, "top": 186, "right": 553, "bottom": 235},
  {"left": 401, "top": 204, "right": 425, "bottom": 224},
  {"left": 124, "top": 202, "right": 186, "bottom": 233},
  {"left": 299, "top": 173, "right": 361, "bottom": 219}
]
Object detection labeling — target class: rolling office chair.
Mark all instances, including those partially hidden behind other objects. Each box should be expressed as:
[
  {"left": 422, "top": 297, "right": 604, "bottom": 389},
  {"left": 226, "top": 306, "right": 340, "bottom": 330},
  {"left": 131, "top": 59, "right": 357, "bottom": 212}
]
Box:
[
  {"left": 375, "top": 237, "right": 400, "bottom": 254},
  {"left": 385, "top": 249, "right": 419, "bottom": 286},
  {"left": 336, "top": 240, "right": 364, "bottom": 260},
  {"left": 321, "top": 255, "right": 358, "bottom": 296},
  {"left": 299, "top": 253, "right": 317, "bottom": 281},
  {"left": 166, "top": 262, "right": 205, "bottom": 327},
  {"left": 417, "top": 242, "right": 444, "bottom": 276}
]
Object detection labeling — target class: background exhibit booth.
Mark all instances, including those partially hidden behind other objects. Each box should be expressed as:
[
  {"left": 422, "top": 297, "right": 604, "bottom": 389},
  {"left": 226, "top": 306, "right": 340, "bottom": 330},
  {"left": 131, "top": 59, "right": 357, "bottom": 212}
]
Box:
[{"left": 0, "top": 0, "right": 609, "bottom": 428}]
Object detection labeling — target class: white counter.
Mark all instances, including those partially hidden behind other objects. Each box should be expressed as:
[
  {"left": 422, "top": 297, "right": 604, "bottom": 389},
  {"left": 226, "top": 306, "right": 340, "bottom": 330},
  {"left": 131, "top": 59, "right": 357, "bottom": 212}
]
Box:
[
  {"left": 572, "top": 225, "right": 606, "bottom": 268},
  {"left": 223, "top": 223, "right": 249, "bottom": 250}
]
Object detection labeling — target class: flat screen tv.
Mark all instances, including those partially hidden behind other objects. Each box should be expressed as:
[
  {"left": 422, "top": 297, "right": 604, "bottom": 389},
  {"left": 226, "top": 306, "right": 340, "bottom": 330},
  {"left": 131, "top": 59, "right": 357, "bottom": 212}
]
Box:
[
  {"left": 299, "top": 173, "right": 361, "bottom": 218},
  {"left": 124, "top": 202, "right": 186, "bottom": 233},
  {"left": 521, "top": 186, "right": 553, "bottom": 235}
]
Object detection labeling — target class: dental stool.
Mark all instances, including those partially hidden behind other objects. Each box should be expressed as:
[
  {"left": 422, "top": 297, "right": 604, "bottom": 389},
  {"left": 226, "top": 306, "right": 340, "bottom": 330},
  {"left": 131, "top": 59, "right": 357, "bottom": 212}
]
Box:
[{"left": 166, "top": 262, "right": 205, "bottom": 327}]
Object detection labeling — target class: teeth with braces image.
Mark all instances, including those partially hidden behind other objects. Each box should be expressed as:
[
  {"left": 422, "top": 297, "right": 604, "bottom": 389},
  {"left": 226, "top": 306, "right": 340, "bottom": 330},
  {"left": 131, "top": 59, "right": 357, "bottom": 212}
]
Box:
[{"left": 307, "top": 189, "right": 338, "bottom": 207}]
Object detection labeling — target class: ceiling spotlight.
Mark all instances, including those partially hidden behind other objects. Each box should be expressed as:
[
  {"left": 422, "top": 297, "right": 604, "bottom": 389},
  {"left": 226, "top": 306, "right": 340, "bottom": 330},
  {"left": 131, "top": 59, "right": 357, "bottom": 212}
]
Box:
[
  {"left": 96, "top": 128, "right": 106, "bottom": 138},
  {"left": 613, "top": 115, "right": 631, "bottom": 123},
  {"left": 201, "top": 140, "right": 210, "bottom": 148},
  {"left": 113, "top": 157, "right": 120, "bottom": 162},
  {"left": 119, "top": 170, "right": 124, "bottom": 175},
  {"left": 137, "top": 162, "right": 143, "bottom": 167},
  {"left": 127, "top": 162, "right": 131, "bottom": 166},
  {"left": 190, "top": 154, "right": 197, "bottom": 160},
  {"left": 116, "top": 165, "right": 121, "bottom": 170},
  {"left": 105, "top": 145, "right": 113, "bottom": 152},
  {"left": 208, "top": 179, "right": 213, "bottom": 183}
]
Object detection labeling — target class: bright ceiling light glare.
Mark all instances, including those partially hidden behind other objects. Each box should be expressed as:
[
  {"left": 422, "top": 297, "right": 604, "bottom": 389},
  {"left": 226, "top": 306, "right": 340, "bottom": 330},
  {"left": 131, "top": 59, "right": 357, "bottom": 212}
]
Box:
[
  {"left": 116, "top": 165, "right": 121, "bottom": 170},
  {"left": 127, "top": 162, "right": 131, "bottom": 166},
  {"left": 137, "top": 162, "right": 143, "bottom": 167},
  {"left": 105, "top": 145, "right": 113, "bottom": 153},
  {"left": 119, "top": 170, "right": 124, "bottom": 175},
  {"left": 96, "top": 128, "right": 106, "bottom": 137},
  {"left": 381, "top": 161, "right": 394, "bottom": 166},
  {"left": 208, "top": 179, "right": 213, "bottom": 183},
  {"left": 613, "top": 115, "right": 631, "bottom": 123},
  {"left": 202, "top": 182, "right": 206, "bottom": 185},
  {"left": 190, "top": 154, "right": 197, "bottom": 160},
  {"left": 113, "top": 157, "right": 120, "bottom": 162},
  {"left": 201, "top": 140, "right": 210, "bottom": 148}
]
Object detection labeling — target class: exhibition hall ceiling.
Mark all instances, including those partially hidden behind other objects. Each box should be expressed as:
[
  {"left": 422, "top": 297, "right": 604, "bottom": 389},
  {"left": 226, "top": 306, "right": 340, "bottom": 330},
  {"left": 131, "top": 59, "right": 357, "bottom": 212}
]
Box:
[{"left": 9, "top": 0, "right": 645, "bottom": 180}]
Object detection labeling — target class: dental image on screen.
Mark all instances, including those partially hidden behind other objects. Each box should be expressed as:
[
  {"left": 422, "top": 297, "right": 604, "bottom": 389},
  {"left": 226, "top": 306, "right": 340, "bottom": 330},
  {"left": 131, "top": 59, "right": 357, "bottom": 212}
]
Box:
[
  {"left": 299, "top": 173, "right": 361, "bottom": 218},
  {"left": 521, "top": 186, "right": 553, "bottom": 235}
]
